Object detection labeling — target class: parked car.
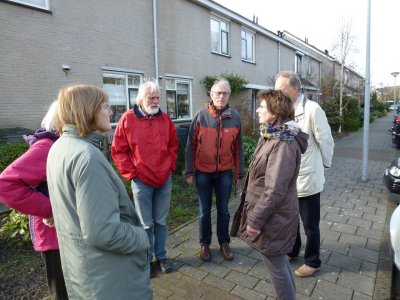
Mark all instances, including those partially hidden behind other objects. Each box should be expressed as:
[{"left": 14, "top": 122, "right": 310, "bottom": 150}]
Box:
[
  {"left": 383, "top": 155, "right": 400, "bottom": 204},
  {"left": 391, "top": 205, "right": 400, "bottom": 270}
]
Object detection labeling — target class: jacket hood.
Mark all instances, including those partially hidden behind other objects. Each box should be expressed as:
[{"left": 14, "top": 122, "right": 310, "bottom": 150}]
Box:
[{"left": 295, "top": 131, "right": 309, "bottom": 154}]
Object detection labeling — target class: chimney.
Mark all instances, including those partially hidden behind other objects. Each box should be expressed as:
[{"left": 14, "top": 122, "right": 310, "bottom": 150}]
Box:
[{"left": 324, "top": 49, "right": 329, "bottom": 55}]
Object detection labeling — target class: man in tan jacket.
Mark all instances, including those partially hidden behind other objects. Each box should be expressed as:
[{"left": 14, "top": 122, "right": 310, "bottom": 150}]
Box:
[{"left": 275, "top": 71, "right": 334, "bottom": 278}]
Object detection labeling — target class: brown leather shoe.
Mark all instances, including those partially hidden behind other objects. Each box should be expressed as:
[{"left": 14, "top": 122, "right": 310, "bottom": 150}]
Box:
[
  {"left": 220, "top": 243, "right": 234, "bottom": 261},
  {"left": 200, "top": 245, "right": 211, "bottom": 262}
]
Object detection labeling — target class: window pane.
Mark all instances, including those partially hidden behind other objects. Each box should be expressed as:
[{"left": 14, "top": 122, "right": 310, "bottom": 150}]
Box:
[
  {"left": 241, "top": 38, "right": 247, "bottom": 60},
  {"left": 10, "top": 0, "right": 48, "bottom": 9},
  {"left": 166, "top": 91, "right": 177, "bottom": 119},
  {"left": 103, "top": 76, "right": 126, "bottom": 123},
  {"left": 166, "top": 79, "right": 175, "bottom": 90},
  {"left": 221, "top": 31, "right": 228, "bottom": 54},
  {"left": 246, "top": 37, "right": 253, "bottom": 61},
  {"left": 220, "top": 21, "right": 227, "bottom": 31},
  {"left": 177, "top": 83, "right": 190, "bottom": 119},
  {"left": 128, "top": 75, "right": 141, "bottom": 87},
  {"left": 210, "top": 19, "right": 220, "bottom": 52},
  {"left": 129, "top": 88, "right": 138, "bottom": 109}
]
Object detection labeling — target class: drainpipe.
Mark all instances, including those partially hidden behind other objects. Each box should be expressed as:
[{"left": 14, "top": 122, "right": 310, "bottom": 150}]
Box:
[{"left": 152, "top": 0, "right": 159, "bottom": 83}]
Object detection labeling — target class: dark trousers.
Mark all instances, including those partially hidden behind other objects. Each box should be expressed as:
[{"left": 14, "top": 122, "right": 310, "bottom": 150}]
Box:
[
  {"left": 288, "top": 193, "right": 321, "bottom": 268},
  {"left": 195, "top": 170, "right": 233, "bottom": 245},
  {"left": 41, "top": 250, "right": 68, "bottom": 300}
]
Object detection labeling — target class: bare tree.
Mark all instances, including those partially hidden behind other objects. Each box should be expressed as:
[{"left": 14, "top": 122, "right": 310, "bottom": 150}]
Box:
[{"left": 332, "top": 18, "right": 357, "bottom": 133}]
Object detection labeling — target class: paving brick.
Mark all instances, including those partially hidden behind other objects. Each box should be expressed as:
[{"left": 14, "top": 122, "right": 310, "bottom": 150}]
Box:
[
  {"left": 331, "top": 222, "right": 357, "bottom": 234},
  {"left": 327, "top": 253, "right": 361, "bottom": 272},
  {"left": 348, "top": 245, "right": 380, "bottom": 264},
  {"left": 221, "top": 253, "right": 258, "bottom": 274},
  {"left": 360, "top": 260, "right": 378, "bottom": 278},
  {"left": 311, "top": 279, "right": 353, "bottom": 300},
  {"left": 198, "top": 262, "right": 230, "bottom": 278},
  {"left": 224, "top": 270, "right": 259, "bottom": 289},
  {"left": 231, "top": 285, "right": 267, "bottom": 300},
  {"left": 202, "top": 273, "right": 236, "bottom": 292},
  {"left": 337, "top": 271, "right": 375, "bottom": 296},
  {"left": 356, "top": 227, "right": 383, "bottom": 241},
  {"left": 324, "top": 212, "right": 350, "bottom": 224},
  {"left": 321, "top": 239, "right": 350, "bottom": 255},
  {"left": 338, "top": 232, "right": 367, "bottom": 247},
  {"left": 346, "top": 217, "right": 372, "bottom": 229}
]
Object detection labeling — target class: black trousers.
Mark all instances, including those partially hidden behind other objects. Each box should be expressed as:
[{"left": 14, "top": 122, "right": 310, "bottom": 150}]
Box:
[
  {"left": 288, "top": 193, "right": 321, "bottom": 268},
  {"left": 41, "top": 250, "right": 68, "bottom": 300}
]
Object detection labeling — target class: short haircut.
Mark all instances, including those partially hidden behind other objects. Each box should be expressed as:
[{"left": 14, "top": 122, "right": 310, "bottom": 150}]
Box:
[
  {"left": 135, "top": 81, "right": 160, "bottom": 106},
  {"left": 211, "top": 79, "right": 231, "bottom": 93},
  {"left": 275, "top": 71, "right": 302, "bottom": 91},
  {"left": 41, "top": 100, "right": 58, "bottom": 132},
  {"left": 56, "top": 84, "right": 108, "bottom": 137},
  {"left": 257, "top": 89, "right": 294, "bottom": 123}
]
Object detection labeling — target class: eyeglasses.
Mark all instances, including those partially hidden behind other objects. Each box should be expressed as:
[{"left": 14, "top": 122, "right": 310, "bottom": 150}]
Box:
[
  {"left": 213, "top": 91, "right": 230, "bottom": 96},
  {"left": 101, "top": 103, "right": 112, "bottom": 112}
]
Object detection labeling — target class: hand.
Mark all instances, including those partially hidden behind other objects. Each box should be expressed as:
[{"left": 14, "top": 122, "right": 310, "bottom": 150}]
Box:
[
  {"left": 186, "top": 175, "right": 194, "bottom": 185},
  {"left": 42, "top": 217, "right": 55, "bottom": 227},
  {"left": 246, "top": 224, "right": 260, "bottom": 238}
]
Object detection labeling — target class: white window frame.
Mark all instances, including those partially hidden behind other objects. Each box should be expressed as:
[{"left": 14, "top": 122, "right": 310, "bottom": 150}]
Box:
[
  {"left": 7, "top": 0, "right": 49, "bottom": 10},
  {"left": 210, "top": 15, "right": 230, "bottom": 56},
  {"left": 241, "top": 29, "right": 255, "bottom": 63},
  {"left": 305, "top": 58, "right": 312, "bottom": 77},
  {"left": 165, "top": 76, "right": 192, "bottom": 121},
  {"left": 102, "top": 71, "right": 143, "bottom": 126}
]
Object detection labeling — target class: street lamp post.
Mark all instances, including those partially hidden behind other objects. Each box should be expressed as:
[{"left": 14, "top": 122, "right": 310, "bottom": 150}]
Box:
[{"left": 391, "top": 72, "right": 400, "bottom": 108}]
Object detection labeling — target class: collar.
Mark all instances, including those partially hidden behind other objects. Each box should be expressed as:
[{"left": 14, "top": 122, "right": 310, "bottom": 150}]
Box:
[
  {"left": 62, "top": 125, "right": 106, "bottom": 148},
  {"left": 294, "top": 93, "right": 305, "bottom": 119}
]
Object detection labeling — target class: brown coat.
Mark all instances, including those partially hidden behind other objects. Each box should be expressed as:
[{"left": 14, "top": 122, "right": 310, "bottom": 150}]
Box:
[{"left": 231, "top": 131, "right": 308, "bottom": 256}]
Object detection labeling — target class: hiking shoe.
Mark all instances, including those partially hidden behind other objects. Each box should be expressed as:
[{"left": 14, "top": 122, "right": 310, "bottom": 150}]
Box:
[
  {"left": 220, "top": 243, "right": 234, "bottom": 261},
  {"left": 294, "top": 264, "right": 320, "bottom": 277},
  {"left": 157, "top": 258, "right": 174, "bottom": 273},
  {"left": 200, "top": 244, "right": 211, "bottom": 262}
]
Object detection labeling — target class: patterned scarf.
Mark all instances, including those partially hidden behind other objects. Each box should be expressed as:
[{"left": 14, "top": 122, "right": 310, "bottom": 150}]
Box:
[{"left": 259, "top": 121, "right": 300, "bottom": 144}]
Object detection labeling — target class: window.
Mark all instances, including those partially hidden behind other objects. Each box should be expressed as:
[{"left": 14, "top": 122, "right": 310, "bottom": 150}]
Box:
[
  {"left": 103, "top": 72, "right": 142, "bottom": 124},
  {"left": 305, "top": 59, "right": 312, "bottom": 77},
  {"left": 241, "top": 29, "right": 255, "bottom": 62},
  {"left": 166, "top": 78, "right": 192, "bottom": 120},
  {"left": 210, "top": 16, "right": 230, "bottom": 55},
  {"left": 295, "top": 54, "right": 303, "bottom": 76},
  {"left": 8, "top": 0, "right": 49, "bottom": 9}
]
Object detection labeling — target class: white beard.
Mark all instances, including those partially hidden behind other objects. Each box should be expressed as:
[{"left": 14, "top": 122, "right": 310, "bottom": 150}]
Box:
[{"left": 143, "top": 104, "right": 160, "bottom": 115}]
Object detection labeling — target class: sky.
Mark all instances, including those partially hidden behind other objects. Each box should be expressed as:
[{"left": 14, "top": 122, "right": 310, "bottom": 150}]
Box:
[{"left": 213, "top": 0, "right": 400, "bottom": 88}]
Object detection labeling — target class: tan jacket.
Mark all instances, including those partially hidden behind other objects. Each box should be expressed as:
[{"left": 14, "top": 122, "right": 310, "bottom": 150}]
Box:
[{"left": 294, "top": 94, "right": 334, "bottom": 197}]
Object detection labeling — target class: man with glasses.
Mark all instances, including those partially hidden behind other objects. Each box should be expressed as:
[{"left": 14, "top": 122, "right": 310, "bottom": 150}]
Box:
[
  {"left": 112, "top": 81, "right": 179, "bottom": 278},
  {"left": 274, "top": 71, "right": 334, "bottom": 278},
  {"left": 185, "top": 79, "right": 245, "bottom": 262}
]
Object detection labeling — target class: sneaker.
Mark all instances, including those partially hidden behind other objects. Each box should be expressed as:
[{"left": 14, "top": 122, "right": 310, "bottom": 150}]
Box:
[
  {"left": 294, "top": 264, "right": 320, "bottom": 278},
  {"left": 200, "top": 244, "right": 211, "bottom": 262},
  {"left": 157, "top": 258, "right": 174, "bottom": 273},
  {"left": 219, "top": 243, "right": 234, "bottom": 261}
]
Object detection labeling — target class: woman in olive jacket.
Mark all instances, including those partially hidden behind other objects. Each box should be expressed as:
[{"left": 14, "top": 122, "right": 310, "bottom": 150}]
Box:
[
  {"left": 47, "top": 84, "right": 152, "bottom": 300},
  {"left": 231, "top": 90, "right": 308, "bottom": 300}
]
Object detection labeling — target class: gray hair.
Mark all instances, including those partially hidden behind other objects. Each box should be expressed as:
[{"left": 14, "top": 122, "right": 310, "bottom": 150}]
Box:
[
  {"left": 275, "top": 71, "right": 302, "bottom": 91},
  {"left": 211, "top": 79, "right": 231, "bottom": 93},
  {"left": 135, "top": 81, "right": 160, "bottom": 106},
  {"left": 41, "top": 100, "right": 58, "bottom": 131}
]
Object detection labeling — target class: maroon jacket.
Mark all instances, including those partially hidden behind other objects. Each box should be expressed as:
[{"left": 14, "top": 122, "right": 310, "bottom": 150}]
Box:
[
  {"left": 232, "top": 129, "right": 308, "bottom": 256},
  {"left": 185, "top": 102, "right": 245, "bottom": 180}
]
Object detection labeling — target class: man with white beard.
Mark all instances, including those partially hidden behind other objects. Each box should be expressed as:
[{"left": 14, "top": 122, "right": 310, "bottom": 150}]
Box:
[{"left": 112, "top": 81, "right": 179, "bottom": 278}]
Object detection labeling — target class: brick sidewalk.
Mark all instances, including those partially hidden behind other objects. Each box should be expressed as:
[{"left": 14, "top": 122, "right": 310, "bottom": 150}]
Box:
[{"left": 152, "top": 113, "right": 399, "bottom": 300}]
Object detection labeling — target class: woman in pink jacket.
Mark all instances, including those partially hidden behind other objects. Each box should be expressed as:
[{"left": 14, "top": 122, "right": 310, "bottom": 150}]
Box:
[{"left": 0, "top": 101, "right": 68, "bottom": 300}]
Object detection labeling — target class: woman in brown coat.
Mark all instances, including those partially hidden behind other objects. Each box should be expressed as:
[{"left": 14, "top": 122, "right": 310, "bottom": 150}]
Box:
[{"left": 231, "top": 90, "right": 308, "bottom": 300}]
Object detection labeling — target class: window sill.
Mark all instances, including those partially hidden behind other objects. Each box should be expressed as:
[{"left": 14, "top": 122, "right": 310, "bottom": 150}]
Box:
[
  {"left": 1, "top": 0, "right": 51, "bottom": 13},
  {"left": 241, "top": 59, "right": 256, "bottom": 65},
  {"left": 211, "top": 51, "right": 231, "bottom": 58}
]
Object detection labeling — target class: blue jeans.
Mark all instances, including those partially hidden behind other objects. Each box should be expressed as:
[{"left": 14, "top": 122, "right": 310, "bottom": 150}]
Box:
[
  {"left": 195, "top": 170, "right": 233, "bottom": 245},
  {"left": 131, "top": 176, "right": 172, "bottom": 262},
  {"left": 288, "top": 193, "right": 321, "bottom": 268}
]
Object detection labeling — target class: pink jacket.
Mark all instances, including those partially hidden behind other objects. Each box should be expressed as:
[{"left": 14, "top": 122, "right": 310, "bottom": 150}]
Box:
[{"left": 0, "top": 137, "right": 58, "bottom": 251}]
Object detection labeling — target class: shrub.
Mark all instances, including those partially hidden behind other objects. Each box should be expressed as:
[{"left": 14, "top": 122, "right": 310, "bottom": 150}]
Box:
[
  {"left": 243, "top": 135, "right": 258, "bottom": 167},
  {"left": 0, "top": 142, "right": 30, "bottom": 242},
  {"left": 343, "top": 117, "right": 361, "bottom": 132},
  {"left": 0, "top": 142, "right": 28, "bottom": 172},
  {"left": 0, "top": 210, "right": 30, "bottom": 244},
  {"left": 203, "top": 72, "right": 248, "bottom": 94}
]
